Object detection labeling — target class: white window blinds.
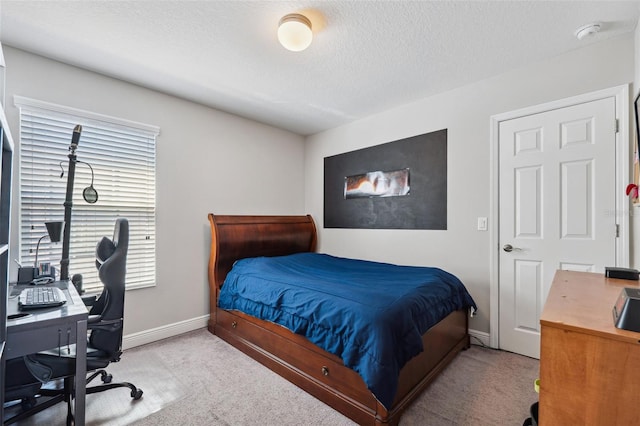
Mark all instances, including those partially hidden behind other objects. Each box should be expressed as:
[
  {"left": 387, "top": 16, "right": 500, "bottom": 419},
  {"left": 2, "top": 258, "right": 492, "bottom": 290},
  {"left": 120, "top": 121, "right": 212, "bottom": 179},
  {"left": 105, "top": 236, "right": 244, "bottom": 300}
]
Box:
[{"left": 15, "top": 96, "right": 159, "bottom": 292}]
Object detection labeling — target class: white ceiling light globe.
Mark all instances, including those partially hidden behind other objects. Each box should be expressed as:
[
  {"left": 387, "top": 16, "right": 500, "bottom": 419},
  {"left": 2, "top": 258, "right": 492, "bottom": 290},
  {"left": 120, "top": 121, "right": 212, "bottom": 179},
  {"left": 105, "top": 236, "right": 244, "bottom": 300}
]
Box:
[{"left": 278, "top": 14, "right": 313, "bottom": 52}]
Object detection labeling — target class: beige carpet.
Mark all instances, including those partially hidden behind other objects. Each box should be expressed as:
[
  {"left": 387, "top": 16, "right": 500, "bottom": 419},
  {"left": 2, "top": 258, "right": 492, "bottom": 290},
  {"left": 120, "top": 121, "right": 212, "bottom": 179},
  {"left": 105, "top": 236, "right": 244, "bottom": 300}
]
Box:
[
  {"left": 401, "top": 342, "right": 539, "bottom": 425},
  {"left": 10, "top": 329, "right": 539, "bottom": 425}
]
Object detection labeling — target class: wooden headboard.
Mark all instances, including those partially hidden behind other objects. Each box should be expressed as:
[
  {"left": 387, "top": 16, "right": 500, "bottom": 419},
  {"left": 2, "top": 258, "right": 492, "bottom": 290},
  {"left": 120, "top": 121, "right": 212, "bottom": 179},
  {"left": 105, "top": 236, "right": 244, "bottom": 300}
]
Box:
[{"left": 207, "top": 214, "right": 317, "bottom": 304}]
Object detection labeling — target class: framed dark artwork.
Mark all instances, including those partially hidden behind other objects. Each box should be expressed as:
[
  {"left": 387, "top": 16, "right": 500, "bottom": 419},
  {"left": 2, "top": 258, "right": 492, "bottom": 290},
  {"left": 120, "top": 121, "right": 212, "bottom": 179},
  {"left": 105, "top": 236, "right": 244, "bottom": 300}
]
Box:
[
  {"left": 324, "top": 129, "right": 447, "bottom": 229},
  {"left": 344, "top": 168, "right": 410, "bottom": 199}
]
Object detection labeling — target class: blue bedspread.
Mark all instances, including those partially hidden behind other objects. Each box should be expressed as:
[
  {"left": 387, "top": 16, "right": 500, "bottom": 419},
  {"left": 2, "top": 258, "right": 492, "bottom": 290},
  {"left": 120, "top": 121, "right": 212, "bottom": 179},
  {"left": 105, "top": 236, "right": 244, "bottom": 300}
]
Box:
[{"left": 218, "top": 252, "right": 476, "bottom": 409}]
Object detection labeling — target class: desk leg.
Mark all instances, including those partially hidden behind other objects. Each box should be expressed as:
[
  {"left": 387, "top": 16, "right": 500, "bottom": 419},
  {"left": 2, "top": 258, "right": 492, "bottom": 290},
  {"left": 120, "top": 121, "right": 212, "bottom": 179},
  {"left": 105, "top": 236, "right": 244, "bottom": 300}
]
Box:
[
  {"left": 74, "top": 319, "right": 87, "bottom": 426},
  {"left": 1, "top": 355, "right": 5, "bottom": 424}
]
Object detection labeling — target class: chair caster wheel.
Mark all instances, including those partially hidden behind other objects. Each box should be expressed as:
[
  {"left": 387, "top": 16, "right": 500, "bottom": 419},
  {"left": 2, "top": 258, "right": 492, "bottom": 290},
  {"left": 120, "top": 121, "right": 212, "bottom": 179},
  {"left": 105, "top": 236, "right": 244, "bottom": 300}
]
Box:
[
  {"left": 100, "top": 371, "right": 113, "bottom": 383},
  {"left": 132, "top": 388, "right": 143, "bottom": 400}
]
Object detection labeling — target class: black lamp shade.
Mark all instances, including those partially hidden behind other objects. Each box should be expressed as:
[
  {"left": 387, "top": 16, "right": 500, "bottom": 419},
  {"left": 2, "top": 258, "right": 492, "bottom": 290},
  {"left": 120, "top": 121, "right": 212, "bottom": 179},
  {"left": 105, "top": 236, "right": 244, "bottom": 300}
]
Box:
[{"left": 45, "top": 221, "right": 64, "bottom": 243}]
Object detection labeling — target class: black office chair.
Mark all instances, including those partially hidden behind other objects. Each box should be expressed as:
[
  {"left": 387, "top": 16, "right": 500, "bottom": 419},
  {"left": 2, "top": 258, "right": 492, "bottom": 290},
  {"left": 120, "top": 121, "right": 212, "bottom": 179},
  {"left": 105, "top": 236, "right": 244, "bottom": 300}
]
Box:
[{"left": 4, "top": 218, "right": 143, "bottom": 425}]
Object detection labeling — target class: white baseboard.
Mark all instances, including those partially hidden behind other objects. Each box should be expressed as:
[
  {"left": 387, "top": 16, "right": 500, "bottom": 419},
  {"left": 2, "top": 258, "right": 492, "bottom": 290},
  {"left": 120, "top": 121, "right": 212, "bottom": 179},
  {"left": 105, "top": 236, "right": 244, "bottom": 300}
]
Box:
[
  {"left": 469, "top": 328, "right": 491, "bottom": 348},
  {"left": 122, "top": 314, "right": 210, "bottom": 350},
  {"left": 122, "top": 316, "right": 492, "bottom": 352}
]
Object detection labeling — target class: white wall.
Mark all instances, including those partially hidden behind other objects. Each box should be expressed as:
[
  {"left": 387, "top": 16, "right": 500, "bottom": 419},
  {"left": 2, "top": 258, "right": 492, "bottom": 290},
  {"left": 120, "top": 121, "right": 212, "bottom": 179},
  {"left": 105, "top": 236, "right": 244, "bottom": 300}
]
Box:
[
  {"left": 4, "top": 46, "right": 306, "bottom": 340},
  {"left": 633, "top": 18, "right": 640, "bottom": 269},
  {"left": 636, "top": 17, "right": 640, "bottom": 87},
  {"left": 305, "top": 34, "right": 635, "bottom": 335}
]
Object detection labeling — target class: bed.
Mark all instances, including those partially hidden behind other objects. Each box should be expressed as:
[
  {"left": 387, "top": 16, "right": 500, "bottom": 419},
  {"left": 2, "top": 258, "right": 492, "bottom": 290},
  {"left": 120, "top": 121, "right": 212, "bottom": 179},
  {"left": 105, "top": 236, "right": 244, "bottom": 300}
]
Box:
[{"left": 207, "top": 214, "right": 475, "bottom": 425}]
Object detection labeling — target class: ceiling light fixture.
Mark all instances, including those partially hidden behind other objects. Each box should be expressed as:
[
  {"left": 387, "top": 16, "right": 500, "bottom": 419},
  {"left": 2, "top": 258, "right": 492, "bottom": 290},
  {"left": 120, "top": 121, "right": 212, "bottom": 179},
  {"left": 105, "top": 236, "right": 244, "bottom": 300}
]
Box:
[
  {"left": 278, "top": 13, "right": 313, "bottom": 52},
  {"left": 575, "top": 22, "right": 601, "bottom": 40}
]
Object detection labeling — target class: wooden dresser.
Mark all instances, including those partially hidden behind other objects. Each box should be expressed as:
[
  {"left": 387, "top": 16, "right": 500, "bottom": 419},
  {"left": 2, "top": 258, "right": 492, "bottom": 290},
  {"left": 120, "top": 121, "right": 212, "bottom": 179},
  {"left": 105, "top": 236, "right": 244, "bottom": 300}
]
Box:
[{"left": 539, "top": 270, "right": 640, "bottom": 425}]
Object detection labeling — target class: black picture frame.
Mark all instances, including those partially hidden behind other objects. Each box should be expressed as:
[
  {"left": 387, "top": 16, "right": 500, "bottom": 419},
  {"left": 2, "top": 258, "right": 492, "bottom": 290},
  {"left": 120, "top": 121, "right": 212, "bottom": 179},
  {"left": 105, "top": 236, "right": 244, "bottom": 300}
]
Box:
[{"left": 634, "top": 91, "right": 640, "bottom": 162}]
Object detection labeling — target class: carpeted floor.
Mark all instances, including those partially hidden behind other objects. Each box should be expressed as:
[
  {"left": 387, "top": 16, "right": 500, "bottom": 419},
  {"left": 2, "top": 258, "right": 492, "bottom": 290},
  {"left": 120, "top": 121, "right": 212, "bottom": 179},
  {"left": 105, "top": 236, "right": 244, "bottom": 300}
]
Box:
[{"left": 10, "top": 328, "right": 539, "bottom": 425}]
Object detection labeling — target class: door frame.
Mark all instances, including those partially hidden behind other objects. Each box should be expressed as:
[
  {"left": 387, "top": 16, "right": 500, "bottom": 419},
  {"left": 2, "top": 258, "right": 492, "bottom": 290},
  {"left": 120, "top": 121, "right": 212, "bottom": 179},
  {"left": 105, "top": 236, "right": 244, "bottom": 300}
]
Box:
[{"left": 488, "top": 84, "right": 630, "bottom": 349}]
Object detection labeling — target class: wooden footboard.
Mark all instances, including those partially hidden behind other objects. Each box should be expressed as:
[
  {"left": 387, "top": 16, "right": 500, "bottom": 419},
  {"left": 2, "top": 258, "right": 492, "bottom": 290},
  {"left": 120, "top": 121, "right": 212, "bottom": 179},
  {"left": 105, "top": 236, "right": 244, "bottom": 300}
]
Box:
[{"left": 207, "top": 214, "right": 470, "bottom": 425}]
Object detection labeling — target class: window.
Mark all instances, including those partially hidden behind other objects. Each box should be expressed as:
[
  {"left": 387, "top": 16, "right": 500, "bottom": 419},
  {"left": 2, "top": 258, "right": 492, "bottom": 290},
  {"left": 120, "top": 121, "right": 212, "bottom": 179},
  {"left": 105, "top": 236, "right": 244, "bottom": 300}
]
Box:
[{"left": 15, "top": 96, "right": 158, "bottom": 292}]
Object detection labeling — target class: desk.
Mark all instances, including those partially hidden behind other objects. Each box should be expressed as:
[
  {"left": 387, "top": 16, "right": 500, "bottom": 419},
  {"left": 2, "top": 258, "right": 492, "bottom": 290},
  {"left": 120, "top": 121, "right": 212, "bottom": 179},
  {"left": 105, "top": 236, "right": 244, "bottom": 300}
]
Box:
[
  {"left": 539, "top": 270, "right": 640, "bottom": 425},
  {"left": 3, "top": 280, "right": 88, "bottom": 425}
]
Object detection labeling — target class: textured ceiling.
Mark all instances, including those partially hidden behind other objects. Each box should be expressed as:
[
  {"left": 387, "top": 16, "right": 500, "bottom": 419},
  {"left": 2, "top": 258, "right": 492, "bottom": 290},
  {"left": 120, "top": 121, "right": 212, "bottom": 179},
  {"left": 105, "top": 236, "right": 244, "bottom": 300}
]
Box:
[{"left": 1, "top": 1, "right": 639, "bottom": 135}]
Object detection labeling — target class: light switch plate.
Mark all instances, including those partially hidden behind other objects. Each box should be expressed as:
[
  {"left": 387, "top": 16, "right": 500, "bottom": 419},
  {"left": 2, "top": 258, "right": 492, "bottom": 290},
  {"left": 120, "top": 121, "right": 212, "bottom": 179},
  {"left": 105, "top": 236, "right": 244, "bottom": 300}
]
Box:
[{"left": 477, "top": 217, "right": 488, "bottom": 231}]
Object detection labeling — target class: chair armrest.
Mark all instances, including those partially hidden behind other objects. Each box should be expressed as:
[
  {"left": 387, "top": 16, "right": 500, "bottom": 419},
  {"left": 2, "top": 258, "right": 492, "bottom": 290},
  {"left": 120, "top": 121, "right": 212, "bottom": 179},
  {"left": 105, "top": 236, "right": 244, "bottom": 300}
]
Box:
[
  {"left": 88, "top": 318, "right": 123, "bottom": 332},
  {"left": 88, "top": 314, "right": 102, "bottom": 324},
  {"left": 81, "top": 294, "right": 97, "bottom": 306}
]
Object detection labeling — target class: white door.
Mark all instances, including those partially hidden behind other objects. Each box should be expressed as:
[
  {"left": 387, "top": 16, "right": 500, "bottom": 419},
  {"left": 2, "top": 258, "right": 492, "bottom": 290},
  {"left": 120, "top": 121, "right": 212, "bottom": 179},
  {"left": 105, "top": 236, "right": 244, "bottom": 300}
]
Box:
[{"left": 499, "top": 96, "right": 617, "bottom": 359}]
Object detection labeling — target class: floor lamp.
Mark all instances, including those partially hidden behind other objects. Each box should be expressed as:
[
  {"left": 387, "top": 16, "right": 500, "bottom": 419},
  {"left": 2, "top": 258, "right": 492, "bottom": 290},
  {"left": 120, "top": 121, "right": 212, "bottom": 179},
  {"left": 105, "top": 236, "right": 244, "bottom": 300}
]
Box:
[{"left": 59, "top": 124, "right": 99, "bottom": 282}]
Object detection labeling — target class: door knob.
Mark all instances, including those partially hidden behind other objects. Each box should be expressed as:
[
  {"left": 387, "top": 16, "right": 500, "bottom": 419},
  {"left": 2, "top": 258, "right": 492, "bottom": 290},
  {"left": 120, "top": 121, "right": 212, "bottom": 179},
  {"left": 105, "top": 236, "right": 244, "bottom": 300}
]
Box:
[{"left": 503, "top": 244, "right": 514, "bottom": 252}]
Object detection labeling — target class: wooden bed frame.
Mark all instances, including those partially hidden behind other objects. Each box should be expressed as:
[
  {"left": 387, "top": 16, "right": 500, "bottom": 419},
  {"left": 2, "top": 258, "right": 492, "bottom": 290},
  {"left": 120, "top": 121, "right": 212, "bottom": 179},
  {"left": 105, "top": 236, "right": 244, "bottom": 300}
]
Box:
[{"left": 207, "top": 214, "right": 470, "bottom": 425}]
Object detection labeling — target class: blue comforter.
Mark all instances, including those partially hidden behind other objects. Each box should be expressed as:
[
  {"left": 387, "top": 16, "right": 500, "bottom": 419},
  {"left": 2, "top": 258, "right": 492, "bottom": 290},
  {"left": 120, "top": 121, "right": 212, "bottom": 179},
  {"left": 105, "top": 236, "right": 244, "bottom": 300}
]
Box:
[{"left": 218, "top": 252, "right": 476, "bottom": 409}]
